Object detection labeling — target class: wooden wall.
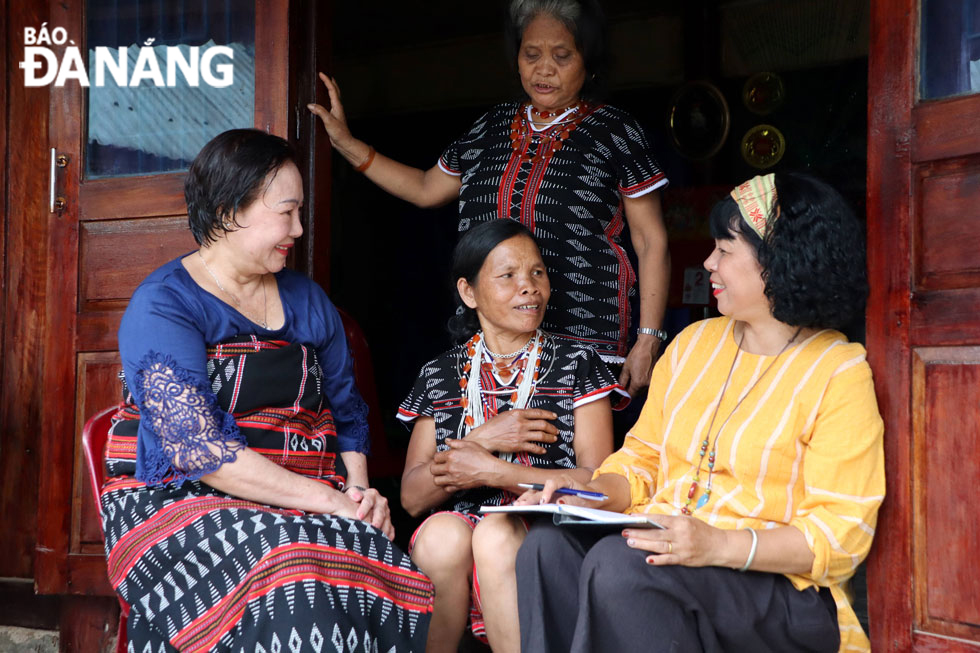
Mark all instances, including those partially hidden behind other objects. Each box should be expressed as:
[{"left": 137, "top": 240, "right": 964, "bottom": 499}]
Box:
[{"left": 0, "top": 0, "right": 51, "bottom": 584}]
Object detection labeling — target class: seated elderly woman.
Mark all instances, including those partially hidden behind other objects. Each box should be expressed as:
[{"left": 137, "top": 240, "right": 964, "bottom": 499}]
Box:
[
  {"left": 516, "top": 173, "right": 885, "bottom": 653},
  {"left": 397, "top": 219, "right": 625, "bottom": 653},
  {"left": 100, "top": 129, "right": 433, "bottom": 651}
]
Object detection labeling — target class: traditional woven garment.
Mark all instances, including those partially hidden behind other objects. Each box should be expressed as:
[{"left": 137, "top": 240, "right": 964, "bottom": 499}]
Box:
[
  {"left": 439, "top": 102, "right": 668, "bottom": 362},
  {"left": 102, "top": 337, "right": 433, "bottom": 652},
  {"left": 397, "top": 332, "right": 627, "bottom": 515},
  {"left": 398, "top": 332, "right": 626, "bottom": 644}
]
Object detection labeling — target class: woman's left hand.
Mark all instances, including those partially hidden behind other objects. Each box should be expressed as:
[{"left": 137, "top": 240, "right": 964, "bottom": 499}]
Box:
[
  {"left": 619, "top": 335, "right": 660, "bottom": 396},
  {"left": 344, "top": 486, "right": 394, "bottom": 540},
  {"left": 622, "top": 514, "right": 729, "bottom": 567},
  {"left": 430, "top": 438, "right": 499, "bottom": 492}
]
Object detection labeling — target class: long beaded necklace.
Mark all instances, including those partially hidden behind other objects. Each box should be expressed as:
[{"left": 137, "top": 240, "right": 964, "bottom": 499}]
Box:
[
  {"left": 681, "top": 326, "right": 802, "bottom": 515},
  {"left": 509, "top": 102, "right": 589, "bottom": 163},
  {"left": 198, "top": 250, "right": 269, "bottom": 329},
  {"left": 458, "top": 330, "right": 545, "bottom": 461}
]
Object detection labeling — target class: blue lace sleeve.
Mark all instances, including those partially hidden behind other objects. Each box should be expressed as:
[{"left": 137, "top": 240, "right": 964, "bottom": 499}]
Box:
[
  {"left": 134, "top": 351, "right": 247, "bottom": 485},
  {"left": 338, "top": 391, "right": 371, "bottom": 454}
]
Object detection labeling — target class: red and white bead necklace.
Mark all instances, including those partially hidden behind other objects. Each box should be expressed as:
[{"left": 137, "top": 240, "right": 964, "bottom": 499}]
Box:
[
  {"left": 509, "top": 102, "right": 588, "bottom": 163},
  {"left": 458, "top": 330, "right": 546, "bottom": 459}
]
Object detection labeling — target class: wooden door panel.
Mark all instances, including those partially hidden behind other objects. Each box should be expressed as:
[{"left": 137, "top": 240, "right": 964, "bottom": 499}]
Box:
[
  {"left": 71, "top": 352, "right": 123, "bottom": 554},
  {"left": 868, "top": 0, "right": 980, "bottom": 649},
  {"left": 79, "top": 216, "right": 196, "bottom": 310},
  {"left": 65, "top": 351, "right": 123, "bottom": 596},
  {"left": 912, "top": 94, "right": 980, "bottom": 162},
  {"left": 914, "top": 162, "right": 980, "bottom": 291},
  {"left": 79, "top": 174, "right": 186, "bottom": 221},
  {"left": 911, "top": 289, "right": 980, "bottom": 345},
  {"left": 912, "top": 347, "right": 980, "bottom": 641},
  {"left": 77, "top": 313, "right": 124, "bottom": 354}
]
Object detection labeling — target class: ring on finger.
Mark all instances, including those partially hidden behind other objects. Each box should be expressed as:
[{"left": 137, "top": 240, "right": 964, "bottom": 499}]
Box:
[{"left": 666, "top": 541, "right": 673, "bottom": 554}]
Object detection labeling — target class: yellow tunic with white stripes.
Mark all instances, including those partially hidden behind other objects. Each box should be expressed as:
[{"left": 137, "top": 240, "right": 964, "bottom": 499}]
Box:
[{"left": 596, "top": 317, "right": 884, "bottom": 652}]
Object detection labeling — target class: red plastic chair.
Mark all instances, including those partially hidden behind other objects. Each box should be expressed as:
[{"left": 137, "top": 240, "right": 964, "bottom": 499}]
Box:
[
  {"left": 336, "top": 307, "right": 407, "bottom": 479},
  {"left": 81, "top": 404, "right": 129, "bottom": 653}
]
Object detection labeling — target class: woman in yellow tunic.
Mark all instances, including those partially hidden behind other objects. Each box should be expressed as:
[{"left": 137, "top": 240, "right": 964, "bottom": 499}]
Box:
[{"left": 515, "top": 172, "right": 885, "bottom": 653}]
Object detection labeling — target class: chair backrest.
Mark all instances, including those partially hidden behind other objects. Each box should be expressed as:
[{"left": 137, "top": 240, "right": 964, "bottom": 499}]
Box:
[
  {"left": 335, "top": 307, "right": 406, "bottom": 479},
  {"left": 81, "top": 405, "right": 121, "bottom": 504},
  {"left": 80, "top": 404, "right": 132, "bottom": 643}
]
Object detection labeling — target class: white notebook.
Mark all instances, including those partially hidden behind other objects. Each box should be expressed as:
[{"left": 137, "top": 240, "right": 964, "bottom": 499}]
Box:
[{"left": 480, "top": 503, "right": 664, "bottom": 529}]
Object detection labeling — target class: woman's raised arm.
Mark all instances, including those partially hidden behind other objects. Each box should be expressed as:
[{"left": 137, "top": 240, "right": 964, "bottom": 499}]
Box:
[{"left": 308, "top": 73, "right": 461, "bottom": 208}]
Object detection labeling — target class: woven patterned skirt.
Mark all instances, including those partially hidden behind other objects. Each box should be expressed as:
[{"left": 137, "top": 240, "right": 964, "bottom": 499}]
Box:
[
  {"left": 102, "top": 477, "right": 433, "bottom": 652},
  {"left": 101, "top": 338, "right": 433, "bottom": 651}
]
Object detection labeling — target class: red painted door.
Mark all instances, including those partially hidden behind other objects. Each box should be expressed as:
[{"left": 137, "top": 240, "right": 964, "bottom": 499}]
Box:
[{"left": 867, "top": 0, "right": 980, "bottom": 650}]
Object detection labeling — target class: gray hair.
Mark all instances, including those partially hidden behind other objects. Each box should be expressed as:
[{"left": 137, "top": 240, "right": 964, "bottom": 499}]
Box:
[{"left": 509, "top": 0, "right": 581, "bottom": 41}]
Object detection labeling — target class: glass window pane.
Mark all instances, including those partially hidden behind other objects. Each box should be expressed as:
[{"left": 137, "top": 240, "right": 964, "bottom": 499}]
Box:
[
  {"left": 85, "top": 0, "right": 255, "bottom": 179},
  {"left": 920, "top": 0, "right": 980, "bottom": 100}
]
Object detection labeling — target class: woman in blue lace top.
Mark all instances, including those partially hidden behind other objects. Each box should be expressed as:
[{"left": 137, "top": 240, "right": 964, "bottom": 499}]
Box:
[{"left": 100, "top": 129, "right": 433, "bottom": 652}]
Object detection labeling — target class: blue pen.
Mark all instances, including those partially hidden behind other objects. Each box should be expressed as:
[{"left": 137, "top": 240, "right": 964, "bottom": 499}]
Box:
[{"left": 517, "top": 483, "right": 608, "bottom": 501}]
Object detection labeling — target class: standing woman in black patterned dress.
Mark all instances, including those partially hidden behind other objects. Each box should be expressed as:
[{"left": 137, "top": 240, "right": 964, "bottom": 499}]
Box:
[{"left": 309, "top": 0, "right": 670, "bottom": 397}]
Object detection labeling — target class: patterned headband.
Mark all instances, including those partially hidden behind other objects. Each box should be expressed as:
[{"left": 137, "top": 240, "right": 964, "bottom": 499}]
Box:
[{"left": 730, "top": 174, "right": 779, "bottom": 238}]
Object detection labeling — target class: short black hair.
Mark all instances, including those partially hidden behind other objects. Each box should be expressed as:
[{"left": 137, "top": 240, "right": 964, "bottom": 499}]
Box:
[
  {"left": 185, "top": 129, "right": 297, "bottom": 245},
  {"left": 709, "top": 172, "right": 868, "bottom": 330},
  {"left": 449, "top": 219, "right": 539, "bottom": 342},
  {"left": 505, "top": 0, "right": 608, "bottom": 101}
]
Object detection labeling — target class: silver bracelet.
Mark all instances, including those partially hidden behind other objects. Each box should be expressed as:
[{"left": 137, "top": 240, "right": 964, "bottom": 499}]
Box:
[
  {"left": 739, "top": 527, "right": 758, "bottom": 572},
  {"left": 638, "top": 327, "right": 668, "bottom": 341}
]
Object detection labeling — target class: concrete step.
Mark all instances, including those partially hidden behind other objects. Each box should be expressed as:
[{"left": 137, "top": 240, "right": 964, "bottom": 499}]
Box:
[{"left": 0, "top": 626, "right": 58, "bottom": 653}]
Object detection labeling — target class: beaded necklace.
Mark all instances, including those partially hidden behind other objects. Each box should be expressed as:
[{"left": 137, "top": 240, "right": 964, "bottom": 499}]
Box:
[
  {"left": 458, "top": 330, "right": 545, "bottom": 460},
  {"left": 529, "top": 104, "right": 578, "bottom": 119},
  {"left": 483, "top": 349, "right": 529, "bottom": 385},
  {"left": 485, "top": 338, "right": 532, "bottom": 360},
  {"left": 681, "top": 326, "right": 801, "bottom": 515},
  {"left": 509, "top": 102, "right": 589, "bottom": 163}
]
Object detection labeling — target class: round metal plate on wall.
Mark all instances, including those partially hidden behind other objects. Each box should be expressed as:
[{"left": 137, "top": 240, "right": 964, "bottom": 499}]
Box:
[
  {"left": 740, "top": 124, "right": 786, "bottom": 169},
  {"left": 667, "top": 81, "right": 731, "bottom": 161},
  {"left": 742, "top": 72, "right": 786, "bottom": 115}
]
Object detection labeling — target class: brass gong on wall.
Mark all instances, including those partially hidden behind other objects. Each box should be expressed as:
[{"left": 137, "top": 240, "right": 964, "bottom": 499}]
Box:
[
  {"left": 740, "top": 124, "right": 786, "bottom": 169},
  {"left": 668, "top": 81, "right": 731, "bottom": 161}
]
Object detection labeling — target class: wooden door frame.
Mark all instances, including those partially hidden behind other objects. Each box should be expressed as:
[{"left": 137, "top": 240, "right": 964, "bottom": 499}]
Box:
[
  {"left": 0, "top": 0, "right": 53, "bottom": 584},
  {"left": 866, "top": 0, "right": 914, "bottom": 649},
  {"left": 867, "top": 0, "right": 980, "bottom": 650},
  {"left": 32, "top": 0, "right": 335, "bottom": 597}
]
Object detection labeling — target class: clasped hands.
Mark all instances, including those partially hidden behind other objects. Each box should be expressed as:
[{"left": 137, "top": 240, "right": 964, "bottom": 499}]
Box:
[
  {"left": 429, "top": 408, "right": 558, "bottom": 493},
  {"left": 334, "top": 485, "right": 394, "bottom": 540}
]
